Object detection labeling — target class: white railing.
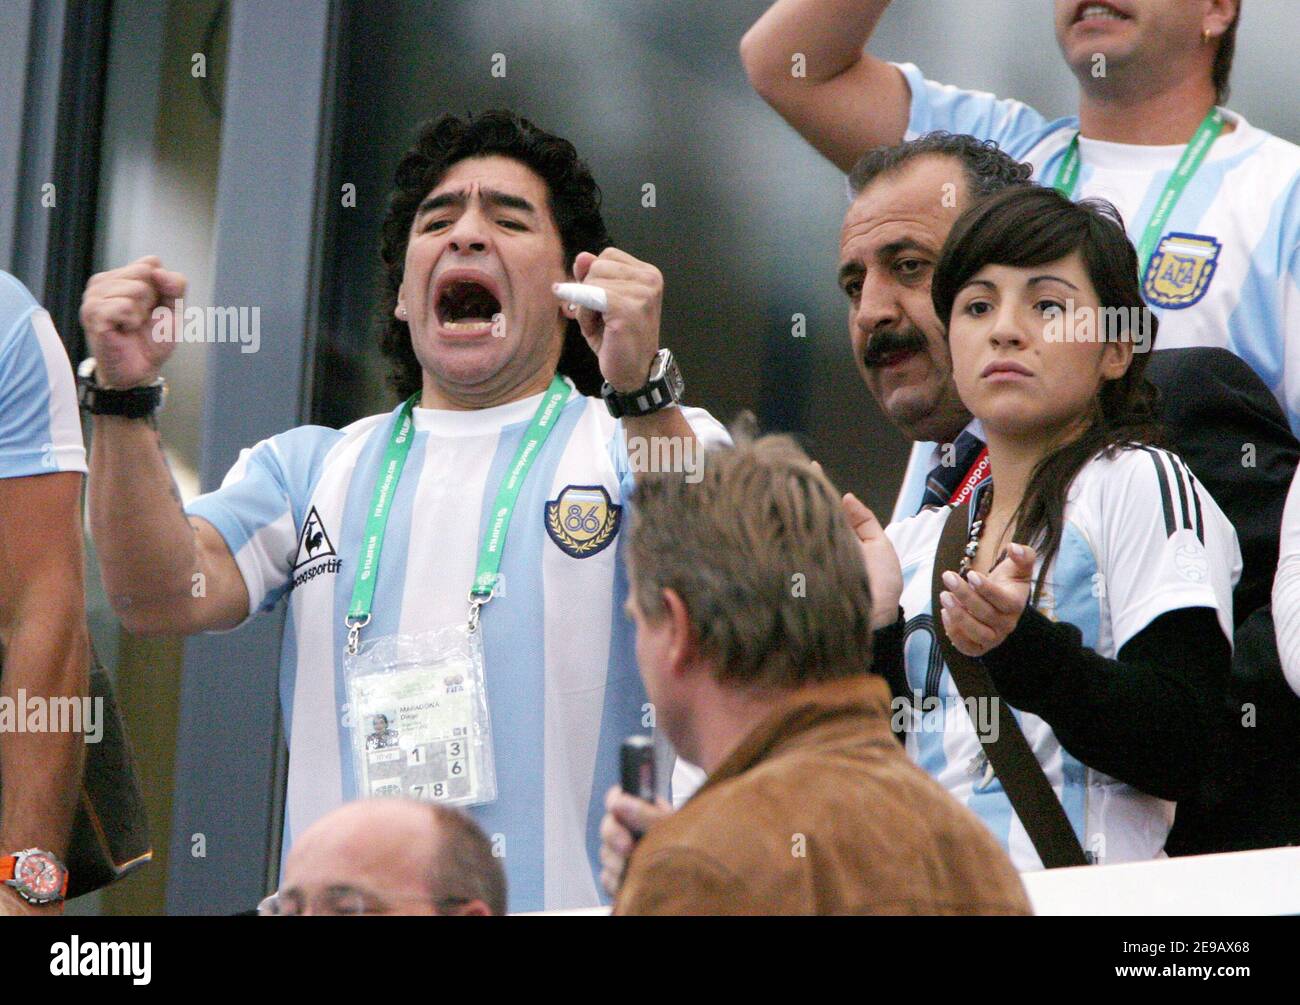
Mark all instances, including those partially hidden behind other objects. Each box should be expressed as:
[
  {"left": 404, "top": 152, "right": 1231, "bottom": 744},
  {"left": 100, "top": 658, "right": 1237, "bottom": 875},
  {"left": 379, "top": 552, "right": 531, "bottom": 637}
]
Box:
[
  {"left": 1023, "top": 845, "right": 1300, "bottom": 916},
  {"left": 521, "top": 845, "right": 1300, "bottom": 915}
]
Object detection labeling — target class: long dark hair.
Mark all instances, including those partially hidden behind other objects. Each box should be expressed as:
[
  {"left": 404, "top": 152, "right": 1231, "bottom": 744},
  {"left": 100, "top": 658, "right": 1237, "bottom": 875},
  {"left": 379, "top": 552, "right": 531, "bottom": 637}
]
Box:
[
  {"left": 931, "top": 186, "right": 1164, "bottom": 602},
  {"left": 378, "top": 110, "right": 610, "bottom": 400}
]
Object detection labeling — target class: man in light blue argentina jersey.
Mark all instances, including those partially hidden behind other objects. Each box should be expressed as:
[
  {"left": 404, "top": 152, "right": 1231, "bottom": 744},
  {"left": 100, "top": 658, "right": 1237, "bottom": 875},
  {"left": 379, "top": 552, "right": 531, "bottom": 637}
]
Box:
[
  {"left": 743, "top": 0, "right": 1300, "bottom": 505},
  {"left": 81, "top": 111, "right": 726, "bottom": 911},
  {"left": 0, "top": 271, "right": 91, "bottom": 914}
]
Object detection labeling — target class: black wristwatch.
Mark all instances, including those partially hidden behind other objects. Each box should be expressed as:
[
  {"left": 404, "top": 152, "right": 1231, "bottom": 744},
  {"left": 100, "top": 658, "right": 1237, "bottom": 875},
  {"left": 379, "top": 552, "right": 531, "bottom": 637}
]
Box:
[
  {"left": 601, "top": 348, "right": 684, "bottom": 419},
  {"left": 77, "top": 358, "right": 167, "bottom": 419}
]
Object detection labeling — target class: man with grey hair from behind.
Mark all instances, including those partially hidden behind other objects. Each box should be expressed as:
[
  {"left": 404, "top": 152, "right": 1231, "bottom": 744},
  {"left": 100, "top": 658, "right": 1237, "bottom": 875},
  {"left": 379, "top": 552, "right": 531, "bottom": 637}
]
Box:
[
  {"left": 610, "top": 429, "right": 1030, "bottom": 915},
  {"left": 602, "top": 135, "right": 1034, "bottom": 885},
  {"left": 259, "top": 798, "right": 506, "bottom": 916}
]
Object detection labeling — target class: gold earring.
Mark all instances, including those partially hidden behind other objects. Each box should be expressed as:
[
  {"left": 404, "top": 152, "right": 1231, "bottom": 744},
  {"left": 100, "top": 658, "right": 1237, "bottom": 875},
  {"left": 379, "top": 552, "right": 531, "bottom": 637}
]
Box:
[
  {"left": 397, "top": 305, "right": 408, "bottom": 319},
  {"left": 1202, "top": 28, "right": 1212, "bottom": 44}
]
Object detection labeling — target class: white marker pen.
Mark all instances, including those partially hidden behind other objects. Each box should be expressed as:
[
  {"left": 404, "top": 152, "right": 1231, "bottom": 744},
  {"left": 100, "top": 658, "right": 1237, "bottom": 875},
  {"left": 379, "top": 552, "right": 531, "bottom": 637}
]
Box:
[{"left": 553, "top": 282, "right": 607, "bottom": 314}]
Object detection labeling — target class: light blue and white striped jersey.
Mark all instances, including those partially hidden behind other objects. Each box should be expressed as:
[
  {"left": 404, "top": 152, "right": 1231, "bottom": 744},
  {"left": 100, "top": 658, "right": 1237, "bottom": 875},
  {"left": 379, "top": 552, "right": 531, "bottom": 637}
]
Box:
[
  {"left": 891, "top": 62, "right": 1300, "bottom": 517},
  {"left": 186, "top": 380, "right": 727, "bottom": 911},
  {"left": 885, "top": 447, "right": 1239, "bottom": 870},
  {"left": 0, "top": 271, "right": 86, "bottom": 480}
]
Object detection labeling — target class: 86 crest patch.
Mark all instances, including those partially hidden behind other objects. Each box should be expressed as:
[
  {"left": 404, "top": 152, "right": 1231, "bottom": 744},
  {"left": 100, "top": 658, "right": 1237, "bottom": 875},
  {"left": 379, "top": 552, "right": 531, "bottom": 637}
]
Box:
[
  {"left": 545, "top": 485, "right": 621, "bottom": 558},
  {"left": 1143, "top": 232, "right": 1221, "bottom": 309}
]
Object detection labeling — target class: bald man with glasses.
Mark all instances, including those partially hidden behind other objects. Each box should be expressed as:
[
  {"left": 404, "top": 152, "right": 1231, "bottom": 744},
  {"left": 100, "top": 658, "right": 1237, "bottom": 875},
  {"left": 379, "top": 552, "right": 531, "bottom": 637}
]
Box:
[{"left": 258, "top": 799, "right": 505, "bottom": 916}]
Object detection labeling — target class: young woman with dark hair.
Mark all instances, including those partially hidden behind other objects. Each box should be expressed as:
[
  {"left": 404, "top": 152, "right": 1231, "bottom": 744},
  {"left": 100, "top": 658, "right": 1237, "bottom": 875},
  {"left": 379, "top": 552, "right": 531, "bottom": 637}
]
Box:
[{"left": 850, "top": 185, "right": 1241, "bottom": 869}]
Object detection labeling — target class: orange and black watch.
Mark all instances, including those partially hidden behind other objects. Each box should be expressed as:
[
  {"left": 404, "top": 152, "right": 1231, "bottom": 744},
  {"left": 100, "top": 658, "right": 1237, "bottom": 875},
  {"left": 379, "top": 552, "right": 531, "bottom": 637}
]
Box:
[{"left": 1, "top": 848, "right": 69, "bottom": 905}]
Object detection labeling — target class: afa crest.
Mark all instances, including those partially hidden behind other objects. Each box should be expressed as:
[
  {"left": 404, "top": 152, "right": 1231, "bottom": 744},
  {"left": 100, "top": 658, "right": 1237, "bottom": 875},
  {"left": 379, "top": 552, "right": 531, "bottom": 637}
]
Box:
[
  {"left": 1143, "top": 232, "right": 1221, "bottom": 309},
  {"left": 545, "top": 485, "right": 621, "bottom": 558}
]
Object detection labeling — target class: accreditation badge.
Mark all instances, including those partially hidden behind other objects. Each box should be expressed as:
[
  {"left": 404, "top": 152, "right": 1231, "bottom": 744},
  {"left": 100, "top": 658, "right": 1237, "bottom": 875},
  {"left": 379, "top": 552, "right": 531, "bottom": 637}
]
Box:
[{"left": 344, "top": 623, "right": 497, "bottom": 807}]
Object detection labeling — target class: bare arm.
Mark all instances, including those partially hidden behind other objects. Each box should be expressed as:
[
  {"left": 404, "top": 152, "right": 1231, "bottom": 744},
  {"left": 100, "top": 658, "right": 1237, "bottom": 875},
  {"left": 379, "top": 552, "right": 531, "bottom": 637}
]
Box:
[
  {"left": 622, "top": 405, "right": 697, "bottom": 460},
  {"left": 0, "top": 472, "right": 88, "bottom": 912},
  {"left": 740, "top": 0, "right": 911, "bottom": 171},
  {"left": 81, "top": 257, "right": 248, "bottom": 636},
  {"left": 88, "top": 415, "right": 248, "bottom": 636}
]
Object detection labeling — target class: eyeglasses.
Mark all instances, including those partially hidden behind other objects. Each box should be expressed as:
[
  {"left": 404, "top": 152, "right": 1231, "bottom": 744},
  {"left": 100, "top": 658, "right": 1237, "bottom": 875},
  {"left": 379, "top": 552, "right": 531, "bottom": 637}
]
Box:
[{"left": 257, "top": 886, "right": 473, "bottom": 917}]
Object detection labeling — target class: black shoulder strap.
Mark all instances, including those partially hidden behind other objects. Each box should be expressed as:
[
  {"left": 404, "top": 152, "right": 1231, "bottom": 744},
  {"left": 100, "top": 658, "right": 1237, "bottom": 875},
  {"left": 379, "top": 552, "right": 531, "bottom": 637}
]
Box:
[{"left": 930, "top": 503, "right": 1088, "bottom": 869}]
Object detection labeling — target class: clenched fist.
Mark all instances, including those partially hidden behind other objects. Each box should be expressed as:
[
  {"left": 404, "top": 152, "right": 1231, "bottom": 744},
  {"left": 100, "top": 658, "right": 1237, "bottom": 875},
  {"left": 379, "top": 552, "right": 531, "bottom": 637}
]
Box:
[
  {"left": 563, "top": 248, "right": 663, "bottom": 393},
  {"left": 79, "top": 255, "right": 188, "bottom": 389},
  {"left": 598, "top": 785, "right": 673, "bottom": 897}
]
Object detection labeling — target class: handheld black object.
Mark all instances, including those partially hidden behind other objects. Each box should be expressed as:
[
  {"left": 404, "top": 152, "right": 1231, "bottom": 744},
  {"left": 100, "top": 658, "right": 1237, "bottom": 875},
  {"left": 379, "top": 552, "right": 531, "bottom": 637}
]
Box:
[{"left": 619, "top": 734, "right": 656, "bottom": 804}]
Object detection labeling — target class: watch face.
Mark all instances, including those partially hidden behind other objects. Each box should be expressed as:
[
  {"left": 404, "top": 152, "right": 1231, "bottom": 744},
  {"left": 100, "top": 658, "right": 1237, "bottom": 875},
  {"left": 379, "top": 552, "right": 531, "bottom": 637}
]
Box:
[
  {"left": 15, "top": 851, "right": 63, "bottom": 899},
  {"left": 665, "top": 358, "right": 685, "bottom": 402}
]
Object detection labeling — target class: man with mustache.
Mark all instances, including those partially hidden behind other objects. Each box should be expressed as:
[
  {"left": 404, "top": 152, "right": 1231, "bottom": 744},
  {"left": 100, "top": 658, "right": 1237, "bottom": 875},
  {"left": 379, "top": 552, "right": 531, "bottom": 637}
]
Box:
[
  {"left": 600, "top": 133, "right": 1033, "bottom": 894},
  {"left": 80, "top": 110, "right": 726, "bottom": 912},
  {"left": 743, "top": 0, "right": 1300, "bottom": 454},
  {"left": 842, "top": 137, "right": 1300, "bottom": 858},
  {"left": 600, "top": 132, "right": 1300, "bottom": 882},
  {"left": 837, "top": 136, "right": 1031, "bottom": 521}
]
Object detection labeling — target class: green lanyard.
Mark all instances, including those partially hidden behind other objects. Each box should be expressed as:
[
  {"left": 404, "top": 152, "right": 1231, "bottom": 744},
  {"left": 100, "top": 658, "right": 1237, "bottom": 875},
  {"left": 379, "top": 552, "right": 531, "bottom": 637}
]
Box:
[
  {"left": 345, "top": 374, "right": 571, "bottom": 653},
  {"left": 1052, "top": 108, "right": 1225, "bottom": 274}
]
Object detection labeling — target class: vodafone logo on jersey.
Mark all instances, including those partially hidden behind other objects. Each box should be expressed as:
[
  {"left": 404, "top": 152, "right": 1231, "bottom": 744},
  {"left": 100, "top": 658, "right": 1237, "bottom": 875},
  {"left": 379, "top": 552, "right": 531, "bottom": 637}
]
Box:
[{"left": 949, "top": 450, "right": 991, "bottom": 507}]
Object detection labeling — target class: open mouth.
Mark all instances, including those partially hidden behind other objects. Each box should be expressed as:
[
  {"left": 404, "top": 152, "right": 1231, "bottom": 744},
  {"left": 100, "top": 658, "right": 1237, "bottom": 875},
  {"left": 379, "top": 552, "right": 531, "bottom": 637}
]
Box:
[
  {"left": 1074, "top": 2, "right": 1129, "bottom": 24},
  {"left": 435, "top": 279, "right": 502, "bottom": 332}
]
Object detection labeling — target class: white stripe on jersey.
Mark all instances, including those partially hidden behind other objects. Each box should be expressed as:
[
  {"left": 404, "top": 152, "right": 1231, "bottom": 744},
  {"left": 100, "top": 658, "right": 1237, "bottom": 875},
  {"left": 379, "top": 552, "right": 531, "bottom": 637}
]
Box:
[
  {"left": 281, "top": 425, "right": 376, "bottom": 851},
  {"left": 541, "top": 411, "right": 622, "bottom": 908},
  {"left": 28, "top": 312, "right": 86, "bottom": 474},
  {"left": 0, "top": 270, "right": 86, "bottom": 478},
  {"left": 885, "top": 446, "right": 1239, "bottom": 869},
  {"left": 188, "top": 383, "right": 728, "bottom": 911}
]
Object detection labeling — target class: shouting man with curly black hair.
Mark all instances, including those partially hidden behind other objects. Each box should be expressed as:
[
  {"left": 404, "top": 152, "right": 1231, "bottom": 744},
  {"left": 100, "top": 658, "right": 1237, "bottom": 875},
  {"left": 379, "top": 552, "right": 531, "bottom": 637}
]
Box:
[{"left": 81, "top": 110, "right": 726, "bottom": 912}]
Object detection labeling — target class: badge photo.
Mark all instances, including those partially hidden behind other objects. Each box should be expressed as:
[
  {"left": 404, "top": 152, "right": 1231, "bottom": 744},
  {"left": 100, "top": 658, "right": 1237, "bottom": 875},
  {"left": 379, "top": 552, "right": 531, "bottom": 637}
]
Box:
[
  {"left": 1142, "top": 232, "right": 1221, "bottom": 309},
  {"left": 545, "top": 484, "right": 621, "bottom": 558}
]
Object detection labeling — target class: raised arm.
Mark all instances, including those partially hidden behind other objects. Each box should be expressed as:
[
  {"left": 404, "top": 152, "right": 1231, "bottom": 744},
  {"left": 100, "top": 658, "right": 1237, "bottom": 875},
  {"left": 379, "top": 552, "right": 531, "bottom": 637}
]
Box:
[
  {"left": 740, "top": 0, "right": 911, "bottom": 171},
  {"left": 82, "top": 257, "right": 249, "bottom": 636},
  {"left": 568, "top": 248, "right": 702, "bottom": 458}
]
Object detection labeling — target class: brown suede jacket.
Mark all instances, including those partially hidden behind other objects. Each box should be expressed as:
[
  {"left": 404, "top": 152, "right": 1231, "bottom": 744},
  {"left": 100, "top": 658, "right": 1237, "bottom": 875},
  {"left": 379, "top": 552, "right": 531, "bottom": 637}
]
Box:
[{"left": 614, "top": 675, "right": 1032, "bottom": 915}]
